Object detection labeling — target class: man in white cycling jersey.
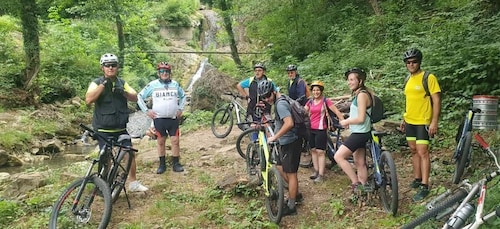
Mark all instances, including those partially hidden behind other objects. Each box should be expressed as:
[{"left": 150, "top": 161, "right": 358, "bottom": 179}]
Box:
[{"left": 137, "top": 62, "right": 186, "bottom": 174}]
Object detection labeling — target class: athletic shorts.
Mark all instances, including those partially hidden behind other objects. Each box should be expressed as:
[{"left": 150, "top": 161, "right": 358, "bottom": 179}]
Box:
[
  {"left": 154, "top": 118, "right": 180, "bottom": 137},
  {"left": 405, "top": 123, "right": 429, "bottom": 144},
  {"left": 277, "top": 138, "right": 302, "bottom": 173},
  {"left": 96, "top": 130, "right": 132, "bottom": 150},
  {"left": 342, "top": 132, "right": 371, "bottom": 152},
  {"left": 309, "top": 129, "right": 328, "bottom": 150}
]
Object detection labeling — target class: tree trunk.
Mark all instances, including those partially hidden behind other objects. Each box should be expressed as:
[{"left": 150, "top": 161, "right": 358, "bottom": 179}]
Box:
[
  {"left": 219, "top": 0, "right": 242, "bottom": 67},
  {"left": 20, "top": 0, "right": 40, "bottom": 91},
  {"left": 112, "top": 2, "right": 126, "bottom": 67}
]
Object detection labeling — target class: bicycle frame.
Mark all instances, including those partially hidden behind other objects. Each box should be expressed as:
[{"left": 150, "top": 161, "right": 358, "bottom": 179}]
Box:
[
  {"left": 258, "top": 127, "right": 273, "bottom": 196},
  {"left": 368, "top": 131, "right": 383, "bottom": 186},
  {"left": 453, "top": 108, "right": 479, "bottom": 162}
]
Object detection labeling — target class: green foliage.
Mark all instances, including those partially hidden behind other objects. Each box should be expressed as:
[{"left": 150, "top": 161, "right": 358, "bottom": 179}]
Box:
[
  {"left": 153, "top": 0, "right": 199, "bottom": 27},
  {"left": 0, "top": 130, "right": 32, "bottom": 150},
  {"left": 0, "top": 199, "right": 23, "bottom": 226}
]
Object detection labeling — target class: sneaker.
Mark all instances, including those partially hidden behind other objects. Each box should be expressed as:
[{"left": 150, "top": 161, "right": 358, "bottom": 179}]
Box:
[
  {"left": 358, "top": 183, "right": 373, "bottom": 193},
  {"left": 156, "top": 165, "right": 166, "bottom": 174},
  {"left": 412, "top": 186, "right": 430, "bottom": 202},
  {"left": 410, "top": 180, "right": 422, "bottom": 189},
  {"left": 313, "top": 175, "right": 323, "bottom": 183},
  {"left": 173, "top": 163, "right": 184, "bottom": 172},
  {"left": 296, "top": 193, "right": 304, "bottom": 204},
  {"left": 309, "top": 171, "right": 319, "bottom": 180},
  {"left": 282, "top": 205, "right": 297, "bottom": 216},
  {"left": 351, "top": 182, "right": 361, "bottom": 193},
  {"left": 129, "top": 181, "right": 148, "bottom": 192}
]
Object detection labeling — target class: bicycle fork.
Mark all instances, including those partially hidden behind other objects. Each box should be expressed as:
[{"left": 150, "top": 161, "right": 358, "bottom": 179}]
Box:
[{"left": 259, "top": 131, "right": 272, "bottom": 197}]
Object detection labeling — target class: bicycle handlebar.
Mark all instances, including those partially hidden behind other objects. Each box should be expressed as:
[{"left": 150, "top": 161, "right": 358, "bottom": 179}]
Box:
[
  {"left": 474, "top": 133, "right": 489, "bottom": 149},
  {"left": 224, "top": 91, "right": 246, "bottom": 100},
  {"left": 79, "top": 124, "right": 138, "bottom": 152}
]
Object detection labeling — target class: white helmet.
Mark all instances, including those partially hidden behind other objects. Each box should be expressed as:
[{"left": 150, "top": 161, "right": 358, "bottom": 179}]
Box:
[{"left": 100, "top": 53, "right": 119, "bottom": 65}]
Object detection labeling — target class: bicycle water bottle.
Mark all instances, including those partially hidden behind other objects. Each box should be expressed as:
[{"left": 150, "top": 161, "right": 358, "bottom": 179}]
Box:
[{"left": 446, "top": 203, "right": 474, "bottom": 229}]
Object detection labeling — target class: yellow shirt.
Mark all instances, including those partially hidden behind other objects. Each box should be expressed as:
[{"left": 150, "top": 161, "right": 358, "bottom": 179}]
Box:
[{"left": 404, "top": 71, "right": 441, "bottom": 125}]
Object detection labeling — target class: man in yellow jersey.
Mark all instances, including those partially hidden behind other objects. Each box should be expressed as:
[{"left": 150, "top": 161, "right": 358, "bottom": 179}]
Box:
[
  {"left": 400, "top": 48, "right": 441, "bottom": 201},
  {"left": 85, "top": 53, "right": 148, "bottom": 192}
]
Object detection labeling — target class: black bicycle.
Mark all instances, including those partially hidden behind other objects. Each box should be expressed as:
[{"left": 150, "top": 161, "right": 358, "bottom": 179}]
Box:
[
  {"left": 451, "top": 97, "right": 482, "bottom": 184},
  {"left": 49, "top": 124, "right": 136, "bottom": 228},
  {"left": 299, "top": 122, "right": 345, "bottom": 168}
]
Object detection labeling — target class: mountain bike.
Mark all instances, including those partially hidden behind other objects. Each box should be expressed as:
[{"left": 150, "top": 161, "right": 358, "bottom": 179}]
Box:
[
  {"left": 244, "top": 119, "right": 286, "bottom": 224},
  {"left": 211, "top": 91, "right": 250, "bottom": 138},
  {"left": 451, "top": 97, "right": 482, "bottom": 184},
  {"left": 236, "top": 113, "right": 274, "bottom": 159},
  {"left": 49, "top": 124, "right": 137, "bottom": 228},
  {"left": 357, "top": 128, "right": 399, "bottom": 216},
  {"left": 402, "top": 133, "right": 500, "bottom": 229}
]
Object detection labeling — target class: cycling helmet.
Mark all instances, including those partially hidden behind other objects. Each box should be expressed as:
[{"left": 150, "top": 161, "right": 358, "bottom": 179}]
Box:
[
  {"left": 310, "top": 80, "right": 325, "bottom": 91},
  {"left": 100, "top": 53, "right": 119, "bottom": 65},
  {"left": 157, "top": 62, "right": 172, "bottom": 70},
  {"left": 344, "top": 67, "right": 367, "bottom": 80},
  {"left": 286, "top": 64, "right": 297, "bottom": 71},
  {"left": 253, "top": 63, "right": 266, "bottom": 71},
  {"left": 257, "top": 80, "right": 274, "bottom": 98},
  {"left": 403, "top": 48, "right": 423, "bottom": 62}
]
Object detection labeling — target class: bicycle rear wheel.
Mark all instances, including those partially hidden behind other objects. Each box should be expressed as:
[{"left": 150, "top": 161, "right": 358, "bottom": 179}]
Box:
[
  {"left": 299, "top": 141, "right": 313, "bottom": 168},
  {"left": 108, "top": 150, "right": 133, "bottom": 203},
  {"left": 452, "top": 132, "right": 473, "bottom": 184},
  {"left": 401, "top": 189, "right": 468, "bottom": 229},
  {"left": 245, "top": 142, "right": 260, "bottom": 176},
  {"left": 326, "top": 136, "right": 337, "bottom": 166},
  {"left": 265, "top": 166, "right": 285, "bottom": 224},
  {"left": 236, "top": 128, "right": 259, "bottom": 159},
  {"left": 211, "top": 107, "right": 233, "bottom": 138},
  {"left": 49, "top": 175, "right": 112, "bottom": 229},
  {"left": 378, "top": 151, "right": 398, "bottom": 216}
]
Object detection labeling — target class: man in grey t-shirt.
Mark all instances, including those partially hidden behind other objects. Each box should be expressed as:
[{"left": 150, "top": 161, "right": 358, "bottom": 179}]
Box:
[{"left": 258, "top": 80, "right": 302, "bottom": 217}]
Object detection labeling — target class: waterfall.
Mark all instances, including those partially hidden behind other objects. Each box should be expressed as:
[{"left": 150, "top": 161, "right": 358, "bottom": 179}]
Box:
[{"left": 187, "top": 58, "right": 208, "bottom": 92}]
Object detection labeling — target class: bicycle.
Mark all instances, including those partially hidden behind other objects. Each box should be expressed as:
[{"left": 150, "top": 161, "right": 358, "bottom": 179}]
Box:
[
  {"left": 243, "top": 119, "right": 286, "bottom": 224},
  {"left": 356, "top": 125, "right": 399, "bottom": 216},
  {"left": 236, "top": 113, "right": 274, "bottom": 159},
  {"left": 451, "top": 96, "right": 482, "bottom": 184},
  {"left": 49, "top": 124, "right": 136, "bottom": 229},
  {"left": 211, "top": 91, "right": 250, "bottom": 138},
  {"left": 402, "top": 133, "right": 500, "bottom": 229}
]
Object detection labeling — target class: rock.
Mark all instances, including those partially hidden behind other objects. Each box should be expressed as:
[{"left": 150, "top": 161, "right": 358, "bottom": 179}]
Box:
[
  {"left": 31, "top": 138, "right": 64, "bottom": 155},
  {"left": 3, "top": 172, "right": 48, "bottom": 198}
]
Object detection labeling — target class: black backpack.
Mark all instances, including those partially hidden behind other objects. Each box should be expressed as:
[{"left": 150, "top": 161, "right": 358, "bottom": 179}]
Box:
[
  {"left": 354, "top": 90, "right": 385, "bottom": 123},
  {"left": 277, "top": 95, "right": 311, "bottom": 139}
]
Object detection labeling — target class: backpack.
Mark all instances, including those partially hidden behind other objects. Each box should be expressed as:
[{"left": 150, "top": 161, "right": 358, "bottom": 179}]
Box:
[
  {"left": 354, "top": 90, "right": 385, "bottom": 123},
  {"left": 404, "top": 71, "right": 431, "bottom": 97},
  {"left": 298, "top": 78, "right": 311, "bottom": 98},
  {"left": 278, "top": 95, "right": 311, "bottom": 139}
]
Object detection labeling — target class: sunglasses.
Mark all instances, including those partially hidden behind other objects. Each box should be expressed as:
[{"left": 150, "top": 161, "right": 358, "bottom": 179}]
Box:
[
  {"left": 260, "top": 92, "right": 272, "bottom": 100},
  {"left": 103, "top": 63, "right": 118, "bottom": 68},
  {"left": 158, "top": 69, "right": 171, "bottom": 74},
  {"left": 406, "top": 60, "right": 420, "bottom": 65}
]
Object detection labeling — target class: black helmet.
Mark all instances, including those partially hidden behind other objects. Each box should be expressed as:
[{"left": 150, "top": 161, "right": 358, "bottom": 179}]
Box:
[
  {"left": 344, "top": 67, "right": 367, "bottom": 80},
  {"left": 403, "top": 48, "right": 423, "bottom": 62},
  {"left": 257, "top": 80, "right": 274, "bottom": 98},
  {"left": 253, "top": 63, "right": 266, "bottom": 71},
  {"left": 286, "top": 64, "right": 297, "bottom": 71}
]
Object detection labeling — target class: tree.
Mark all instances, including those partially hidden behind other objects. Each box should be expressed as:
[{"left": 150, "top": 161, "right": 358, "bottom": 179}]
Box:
[
  {"left": 20, "top": 0, "right": 41, "bottom": 91},
  {"left": 214, "top": 0, "right": 242, "bottom": 67}
]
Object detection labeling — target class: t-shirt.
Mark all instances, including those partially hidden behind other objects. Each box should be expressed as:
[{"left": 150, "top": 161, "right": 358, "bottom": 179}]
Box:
[
  {"left": 404, "top": 71, "right": 441, "bottom": 125},
  {"left": 274, "top": 99, "right": 298, "bottom": 145},
  {"left": 137, "top": 79, "right": 186, "bottom": 119},
  {"left": 307, "top": 98, "right": 332, "bottom": 130}
]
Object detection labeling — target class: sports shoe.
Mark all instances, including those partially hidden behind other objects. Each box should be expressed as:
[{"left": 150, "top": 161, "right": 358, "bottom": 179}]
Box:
[
  {"left": 351, "top": 182, "right": 361, "bottom": 193},
  {"left": 296, "top": 193, "right": 304, "bottom": 204},
  {"left": 410, "top": 180, "right": 422, "bottom": 189},
  {"left": 129, "top": 181, "right": 148, "bottom": 192},
  {"left": 281, "top": 205, "right": 297, "bottom": 216},
  {"left": 313, "top": 175, "right": 323, "bottom": 183},
  {"left": 356, "top": 183, "right": 373, "bottom": 193},
  {"left": 309, "top": 171, "right": 319, "bottom": 180},
  {"left": 412, "top": 186, "right": 430, "bottom": 202},
  {"left": 173, "top": 163, "right": 184, "bottom": 172}
]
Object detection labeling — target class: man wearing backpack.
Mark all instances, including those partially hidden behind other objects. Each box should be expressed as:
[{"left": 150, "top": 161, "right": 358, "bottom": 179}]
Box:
[
  {"left": 286, "top": 64, "right": 309, "bottom": 106},
  {"left": 236, "top": 63, "right": 277, "bottom": 122},
  {"left": 400, "top": 48, "right": 441, "bottom": 202},
  {"left": 259, "top": 80, "right": 303, "bottom": 217}
]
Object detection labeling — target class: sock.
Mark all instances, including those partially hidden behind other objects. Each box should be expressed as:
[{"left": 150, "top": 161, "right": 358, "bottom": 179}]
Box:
[
  {"left": 288, "top": 199, "right": 296, "bottom": 209},
  {"left": 159, "top": 156, "right": 166, "bottom": 166},
  {"left": 172, "top": 156, "right": 180, "bottom": 164}
]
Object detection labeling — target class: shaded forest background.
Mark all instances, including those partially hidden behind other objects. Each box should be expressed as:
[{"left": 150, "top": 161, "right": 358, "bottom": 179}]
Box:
[{"left": 0, "top": 0, "right": 499, "bottom": 132}]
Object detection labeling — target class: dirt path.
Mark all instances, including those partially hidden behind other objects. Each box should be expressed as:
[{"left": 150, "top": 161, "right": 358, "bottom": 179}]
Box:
[{"left": 107, "top": 127, "right": 417, "bottom": 228}]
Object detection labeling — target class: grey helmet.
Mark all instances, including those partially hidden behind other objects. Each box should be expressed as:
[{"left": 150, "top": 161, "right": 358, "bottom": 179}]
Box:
[
  {"left": 257, "top": 80, "right": 274, "bottom": 98},
  {"left": 403, "top": 48, "right": 423, "bottom": 62},
  {"left": 344, "top": 67, "right": 367, "bottom": 80},
  {"left": 253, "top": 62, "right": 266, "bottom": 71},
  {"left": 286, "top": 64, "right": 297, "bottom": 71}
]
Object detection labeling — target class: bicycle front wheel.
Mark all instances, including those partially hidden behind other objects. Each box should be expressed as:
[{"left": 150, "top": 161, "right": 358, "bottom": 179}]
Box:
[
  {"left": 49, "top": 175, "right": 112, "bottom": 229},
  {"left": 211, "top": 107, "right": 234, "bottom": 138},
  {"left": 378, "top": 151, "right": 398, "bottom": 216},
  {"left": 401, "top": 189, "right": 468, "bottom": 229},
  {"left": 326, "top": 136, "right": 337, "bottom": 166},
  {"left": 109, "top": 150, "right": 133, "bottom": 203},
  {"left": 265, "top": 166, "right": 285, "bottom": 224},
  {"left": 452, "top": 132, "right": 473, "bottom": 184},
  {"left": 236, "top": 128, "right": 259, "bottom": 159}
]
